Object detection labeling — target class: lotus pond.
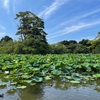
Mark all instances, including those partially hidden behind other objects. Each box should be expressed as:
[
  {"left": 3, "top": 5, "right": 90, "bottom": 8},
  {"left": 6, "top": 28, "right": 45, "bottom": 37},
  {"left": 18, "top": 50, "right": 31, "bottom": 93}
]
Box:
[{"left": 0, "top": 54, "right": 100, "bottom": 99}]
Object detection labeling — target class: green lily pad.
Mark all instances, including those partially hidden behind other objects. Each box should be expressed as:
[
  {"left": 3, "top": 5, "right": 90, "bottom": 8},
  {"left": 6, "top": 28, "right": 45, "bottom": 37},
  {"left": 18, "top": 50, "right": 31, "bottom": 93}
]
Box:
[
  {"left": 65, "top": 76, "right": 72, "bottom": 79},
  {"left": 24, "top": 80, "right": 32, "bottom": 83},
  {"left": 33, "top": 76, "right": 43, "bottom": 82},
  {"left": 70, "top": 80, "right": 80, "bottom": 84},
  {"left": 17, "top": 85, "right": 27, "bottom": 89},
  {"left": 52, "top": 70, "right": 62, "bottom": 75},
  {"left": 0, "top": 82, "right": 6, "bottom": 86},
  {"left": 10, "top": 82, "right": 17, "bottom": 85},
  {"left": 93, "top": 74, "right": 100, "bottom": 78},
  {"left": 45, "top": 76, "right": 51, "bottom": 80},
  {"left": 30, "top": 83, "right": 36, "bottom": 86}
]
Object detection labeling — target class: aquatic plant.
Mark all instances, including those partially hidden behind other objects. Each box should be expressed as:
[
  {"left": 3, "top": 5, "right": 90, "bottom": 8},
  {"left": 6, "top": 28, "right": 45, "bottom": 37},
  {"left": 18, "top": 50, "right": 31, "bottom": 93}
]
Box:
[{"left": 0, "top": 54, "right": 100, "bottom": 88}]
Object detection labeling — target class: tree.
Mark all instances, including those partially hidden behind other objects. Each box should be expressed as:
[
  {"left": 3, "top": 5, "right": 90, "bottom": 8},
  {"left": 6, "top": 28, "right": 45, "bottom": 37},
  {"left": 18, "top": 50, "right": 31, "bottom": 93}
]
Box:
[
  {"left": 0, "top": 41, "right": 14, "bottom": 54},
  {"left": 96, "top": 32, "right": 100, "bottom": 39},
  {"left": 0, "top": 36, "right": 13, "bottom": 43},
  {"left": 88, "top": 33, "right": 100, "bottom": 53},
  {"left": 60, "top": 40, "right": 69, "bottom": 46},
  {"left": 67, "top": 43, "right": 77, "bottom": 53},
  {"left": 50, "top": 43, "right": 68, "bottom": 54},
  {"left": 79, "top": 39, "right": 90, "bottom": 46},
  {"left": 74, "top": 44, "right": 88, "bottom": 53},
  {"left": 68, "top": 40, "right": 77, "bottom": 44},
  {"left": 15, "top": 11, "right": 47, "bottom": 41},
  {"left": 15, "top": 11, "right": 48, "bottom": 54}
]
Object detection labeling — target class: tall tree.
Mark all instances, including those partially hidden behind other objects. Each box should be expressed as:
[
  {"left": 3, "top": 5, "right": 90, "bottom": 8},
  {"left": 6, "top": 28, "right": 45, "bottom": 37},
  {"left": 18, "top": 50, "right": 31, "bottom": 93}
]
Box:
[
  {"left": 15, "top": 11, "right": 47, "bottom": 41},
  {"left": 15, "top": 11, "right": 48, "bottom": 54}
]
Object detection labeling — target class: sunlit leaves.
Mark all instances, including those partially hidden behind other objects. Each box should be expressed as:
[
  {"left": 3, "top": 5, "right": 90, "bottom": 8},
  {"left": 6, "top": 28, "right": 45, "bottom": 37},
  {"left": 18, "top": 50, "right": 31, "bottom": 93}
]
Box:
[
  {"left": 33, "top": 76, "right": 43, "bottom": 82},
  {"left": 0, "top": 54, "right": 100, "bottom": 87},
  {"left": 17, "top": 85, "right": 27, "bottom": 89}
]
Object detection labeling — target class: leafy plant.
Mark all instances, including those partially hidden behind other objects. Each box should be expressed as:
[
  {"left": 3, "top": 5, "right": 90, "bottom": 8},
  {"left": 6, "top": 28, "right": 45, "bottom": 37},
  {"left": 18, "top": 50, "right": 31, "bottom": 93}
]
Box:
[{"left": 0, "top": 54, "right": 99, "bottom": 88}]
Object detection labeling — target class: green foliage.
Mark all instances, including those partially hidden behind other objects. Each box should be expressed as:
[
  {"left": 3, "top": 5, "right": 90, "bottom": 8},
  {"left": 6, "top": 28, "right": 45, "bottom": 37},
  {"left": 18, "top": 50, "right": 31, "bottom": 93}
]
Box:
[
  {"left": 0, "top": 36, "right": 13, "bottom": 43},
  {"left": 60, "top": 36, "right": 98, "bottom": 54},
  {"left": 88, "top": 36, "right": 100, "bottom": 53},
  {"left": 79, "top": 39, "right": 90, "bottom": 46},
  {"left": 15, "top": 11, "right": 47, "bottom": 41},
  {"left": 17, "top": 85, "right": 27, "bottom": 89},
  {"left": 14, "top": 11, "right": 48, "bottom": 54},
  {"left": 96, "top": 32, "right": 100, "bottom": 39},
  {"left": 74, "top": 44, "right": 88, "bottom": 53},
  {"left": 0, "top": 54, "right": 100, "bottom": 88},
  {"left": 92, "top": 46, "right": 100, "bottom": 53},
  {"left": 13, "top": 41, "right": 25, "bottom": 54},
  {"left": 0, "top": 41, "right": 15, "bottom": 54},
  {"left": 50, "top": 43, "right": 68, "bottom": 54},
  {"left": 67, "top": 43, "right": 77, "bottom": 53}
]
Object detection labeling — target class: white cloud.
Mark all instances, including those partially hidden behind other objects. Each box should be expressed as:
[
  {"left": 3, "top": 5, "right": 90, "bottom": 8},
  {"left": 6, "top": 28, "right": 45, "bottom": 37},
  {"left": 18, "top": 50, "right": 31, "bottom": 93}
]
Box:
[
  {"left": 2, "top": 0, "right": 17, "bottom": 14},
  {"left": 0, "top": 25, "right": 6, "bottom": 30},
  {"left": 48, "top": 8, "right": 100, "bottom": 36},
  {"left": 0, "top": 32, "right": 6, "bottom": 39},
  {"left": 39, "top": 0, "right": 69, "bottom": 19},
  {"left": 61, "top": 8, "right": 100, "bottom": 26},
  {"left": 12, "top": 0, "right": 17, "bottom": 14},
  {"left": 0, "top": 25, "right": 6, "bottom": 38},
  {"left": 2, "top": 0, "right": 10, "bottom": 13},
  {"left": 48, "top": 20, "right": 100, "bottom": 39},
  {"left": 77, "top": 36, "right": 95, "bottom": 42},
  {"left": 83, "top": 36, "right": 95, "bottom": 40}
]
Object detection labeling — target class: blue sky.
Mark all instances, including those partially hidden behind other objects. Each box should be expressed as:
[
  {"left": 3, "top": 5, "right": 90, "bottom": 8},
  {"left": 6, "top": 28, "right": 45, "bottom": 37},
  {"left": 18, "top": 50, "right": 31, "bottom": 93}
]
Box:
[{"left": 0, "top": 0, "right": 100, "bottom": 44}]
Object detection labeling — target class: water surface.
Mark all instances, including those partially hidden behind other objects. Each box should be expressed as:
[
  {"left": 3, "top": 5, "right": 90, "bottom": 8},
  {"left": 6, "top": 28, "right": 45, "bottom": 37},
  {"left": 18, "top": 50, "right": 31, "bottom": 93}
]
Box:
[{"left": 0, "top": 79, "right": 100, "bottom": 100}]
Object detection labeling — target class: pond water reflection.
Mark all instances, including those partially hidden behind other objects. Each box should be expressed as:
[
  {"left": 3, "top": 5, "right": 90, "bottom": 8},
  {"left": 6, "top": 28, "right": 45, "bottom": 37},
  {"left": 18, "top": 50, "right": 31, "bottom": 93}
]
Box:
[{"left": 0, "top": 78, "right": 100, "bottom": 100}]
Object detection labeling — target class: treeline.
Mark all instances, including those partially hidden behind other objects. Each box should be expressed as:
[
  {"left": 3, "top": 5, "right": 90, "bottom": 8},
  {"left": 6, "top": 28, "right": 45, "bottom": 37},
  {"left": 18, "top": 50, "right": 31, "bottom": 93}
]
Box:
[
  {"left": 0, "top": 35, "right": 100, "bottom": 54},
  {"left": 0, "top": 11, "right": 100, "bottom": 54},
  {"left": 51, "top": 38, "right": 100, "bottom": 54},
  {"left": 0, "top": 36, "right": 49, "bottom": 54}
]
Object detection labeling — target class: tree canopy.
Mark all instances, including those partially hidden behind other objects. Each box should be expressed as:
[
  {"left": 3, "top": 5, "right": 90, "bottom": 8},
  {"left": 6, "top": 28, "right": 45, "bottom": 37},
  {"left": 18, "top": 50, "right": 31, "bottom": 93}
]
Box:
[
  {"left": 15, "top": 11, "right": 47, "bottom": 41},
  {"left": 0, "top": 36, "right": 13, "bottom": 43}
]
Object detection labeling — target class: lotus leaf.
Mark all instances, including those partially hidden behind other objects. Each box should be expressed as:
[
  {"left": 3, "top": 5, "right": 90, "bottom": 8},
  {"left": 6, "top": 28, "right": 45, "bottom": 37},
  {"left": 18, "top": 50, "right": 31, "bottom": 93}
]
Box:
[{"left": 17, "top": 85, "right": 27, "bottom": 89}]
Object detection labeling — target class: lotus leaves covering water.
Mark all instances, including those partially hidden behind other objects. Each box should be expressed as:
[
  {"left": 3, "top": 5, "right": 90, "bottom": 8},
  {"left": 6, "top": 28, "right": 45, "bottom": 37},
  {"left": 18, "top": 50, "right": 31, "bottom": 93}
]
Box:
[{"left": 0, "top": 54, "right": 100, "bottom": 89}]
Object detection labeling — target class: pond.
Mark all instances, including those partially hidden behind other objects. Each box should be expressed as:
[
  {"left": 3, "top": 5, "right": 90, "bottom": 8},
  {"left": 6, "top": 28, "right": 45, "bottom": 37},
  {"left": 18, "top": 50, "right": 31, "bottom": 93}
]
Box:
[{"left": 0, "top": 78, "right": 100, "bottom": 100}]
